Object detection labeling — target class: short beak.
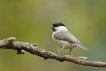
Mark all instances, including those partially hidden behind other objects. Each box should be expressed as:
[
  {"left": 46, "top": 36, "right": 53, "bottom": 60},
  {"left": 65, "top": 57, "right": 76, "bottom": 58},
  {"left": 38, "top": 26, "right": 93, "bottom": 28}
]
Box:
[
  {"left": 50, "top": 26, "right": 55, "bottom": 31},
  {"left": 50, "top": 26, "right": 53, "bottom": 29}
]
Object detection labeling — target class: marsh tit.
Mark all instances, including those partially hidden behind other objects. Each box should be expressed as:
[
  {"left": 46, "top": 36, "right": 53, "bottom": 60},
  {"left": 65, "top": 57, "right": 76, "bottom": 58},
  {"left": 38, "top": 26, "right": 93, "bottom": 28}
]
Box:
[{"left": 51, "top": 22, "right": 90, "bottom": 54}]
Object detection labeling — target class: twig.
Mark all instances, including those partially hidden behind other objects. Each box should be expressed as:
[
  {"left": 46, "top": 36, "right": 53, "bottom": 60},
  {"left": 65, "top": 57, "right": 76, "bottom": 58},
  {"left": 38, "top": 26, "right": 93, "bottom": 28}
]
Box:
[{"left": 0, "top": 37, "right": 106, "bottom": 67}]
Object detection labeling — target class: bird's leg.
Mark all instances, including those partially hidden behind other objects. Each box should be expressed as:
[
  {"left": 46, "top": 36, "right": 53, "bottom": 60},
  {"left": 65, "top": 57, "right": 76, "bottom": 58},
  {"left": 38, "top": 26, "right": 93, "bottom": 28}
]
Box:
[
  {"left": 69, "top": 49, "right": 72, "bottom": 54},
  {"left": 56, "top": 47, "right": 65, "bottom": 53}
]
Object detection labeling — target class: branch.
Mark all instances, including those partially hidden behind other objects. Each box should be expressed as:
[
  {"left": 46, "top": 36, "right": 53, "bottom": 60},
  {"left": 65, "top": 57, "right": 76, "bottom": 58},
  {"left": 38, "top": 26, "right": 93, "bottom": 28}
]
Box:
[{"left": 0, "top": 37, "right": 106, "bottom": 67}]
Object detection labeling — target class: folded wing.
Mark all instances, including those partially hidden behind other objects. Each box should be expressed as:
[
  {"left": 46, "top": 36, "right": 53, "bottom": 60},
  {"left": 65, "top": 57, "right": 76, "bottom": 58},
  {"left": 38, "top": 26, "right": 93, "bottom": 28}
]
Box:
[{"left": 54, "top": 31, "right": 90, "bottom": 52}]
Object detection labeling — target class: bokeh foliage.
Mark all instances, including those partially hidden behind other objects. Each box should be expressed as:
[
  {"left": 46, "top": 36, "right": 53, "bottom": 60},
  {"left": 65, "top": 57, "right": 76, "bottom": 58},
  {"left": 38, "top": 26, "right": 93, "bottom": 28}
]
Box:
[{"left": 0, "top": 0, "right": 106, "bottom": 71}]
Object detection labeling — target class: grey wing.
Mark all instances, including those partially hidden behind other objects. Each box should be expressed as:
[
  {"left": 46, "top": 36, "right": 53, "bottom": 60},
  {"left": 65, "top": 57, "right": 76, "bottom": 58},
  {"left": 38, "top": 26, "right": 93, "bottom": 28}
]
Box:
[
  {"left": 54, "top": 31, "right": 90, "bottom": 52},
  {"left": 54, "top": 31, "right": 80, "bottom": 43}
]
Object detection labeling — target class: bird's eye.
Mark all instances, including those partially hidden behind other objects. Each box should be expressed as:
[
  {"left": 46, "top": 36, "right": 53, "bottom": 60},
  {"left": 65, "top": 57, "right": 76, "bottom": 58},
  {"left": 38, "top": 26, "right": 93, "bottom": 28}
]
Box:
[{"left": 53, "top": 24, "right": 58, "bottom": 27}]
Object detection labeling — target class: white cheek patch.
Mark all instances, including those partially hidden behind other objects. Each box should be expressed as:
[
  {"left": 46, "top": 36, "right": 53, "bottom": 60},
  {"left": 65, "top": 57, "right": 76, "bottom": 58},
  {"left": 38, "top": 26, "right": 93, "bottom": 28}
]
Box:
[{"left": 56, "top": 26, "right": 68, "bottom": 31}]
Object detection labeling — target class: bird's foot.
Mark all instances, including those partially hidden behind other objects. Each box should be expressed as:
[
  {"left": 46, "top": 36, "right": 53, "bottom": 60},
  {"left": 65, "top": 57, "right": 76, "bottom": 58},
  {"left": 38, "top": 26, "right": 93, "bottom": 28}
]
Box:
[{"left": 56, "top": 50, "right": 61, "bottom": 53}]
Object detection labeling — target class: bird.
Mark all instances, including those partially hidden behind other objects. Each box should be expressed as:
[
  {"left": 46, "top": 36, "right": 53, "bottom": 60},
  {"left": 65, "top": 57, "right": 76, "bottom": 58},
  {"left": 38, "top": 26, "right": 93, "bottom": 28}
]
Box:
[{"left": 50, "top": 22, "right": 90, "bottom": 54}]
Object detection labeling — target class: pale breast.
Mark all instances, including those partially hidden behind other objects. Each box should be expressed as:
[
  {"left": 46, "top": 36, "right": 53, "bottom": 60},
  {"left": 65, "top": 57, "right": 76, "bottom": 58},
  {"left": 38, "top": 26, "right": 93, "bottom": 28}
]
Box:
[{"left": 52, "top": 32, "right": 74, "bottom": 49}]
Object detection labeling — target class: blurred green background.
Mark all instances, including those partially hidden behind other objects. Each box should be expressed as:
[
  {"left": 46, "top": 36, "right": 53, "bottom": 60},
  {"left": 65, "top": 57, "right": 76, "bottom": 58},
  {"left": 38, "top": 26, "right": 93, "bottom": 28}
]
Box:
[{"left": 0, "top": 0, "right": 106, "bottom": 71}]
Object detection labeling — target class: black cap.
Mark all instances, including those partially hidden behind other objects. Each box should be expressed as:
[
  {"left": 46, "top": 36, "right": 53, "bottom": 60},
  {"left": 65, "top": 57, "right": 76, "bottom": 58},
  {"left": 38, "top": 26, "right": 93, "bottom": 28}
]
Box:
[{"left": 52, "top": 22, "right": 65, "bottom": 27}]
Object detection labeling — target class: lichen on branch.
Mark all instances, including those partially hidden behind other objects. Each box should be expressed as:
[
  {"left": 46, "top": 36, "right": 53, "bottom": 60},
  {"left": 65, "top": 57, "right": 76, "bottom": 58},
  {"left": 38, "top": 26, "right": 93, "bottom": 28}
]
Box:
[{"left": 0, "top": 37, "right": 106, "bottom": 67}]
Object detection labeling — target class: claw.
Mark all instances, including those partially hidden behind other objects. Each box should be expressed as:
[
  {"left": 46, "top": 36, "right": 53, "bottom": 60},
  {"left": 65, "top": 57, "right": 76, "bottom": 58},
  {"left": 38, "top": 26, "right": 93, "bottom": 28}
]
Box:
[{"left": 56, "top": 50, "right": 60, "bottom": 53}]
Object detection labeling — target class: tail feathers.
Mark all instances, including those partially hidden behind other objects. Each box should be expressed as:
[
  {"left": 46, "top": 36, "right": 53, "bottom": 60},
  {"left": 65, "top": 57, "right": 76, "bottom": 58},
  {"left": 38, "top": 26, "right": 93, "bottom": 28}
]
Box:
[{"left": 76, "top": 43, "right": 91, "bottom": 52}]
